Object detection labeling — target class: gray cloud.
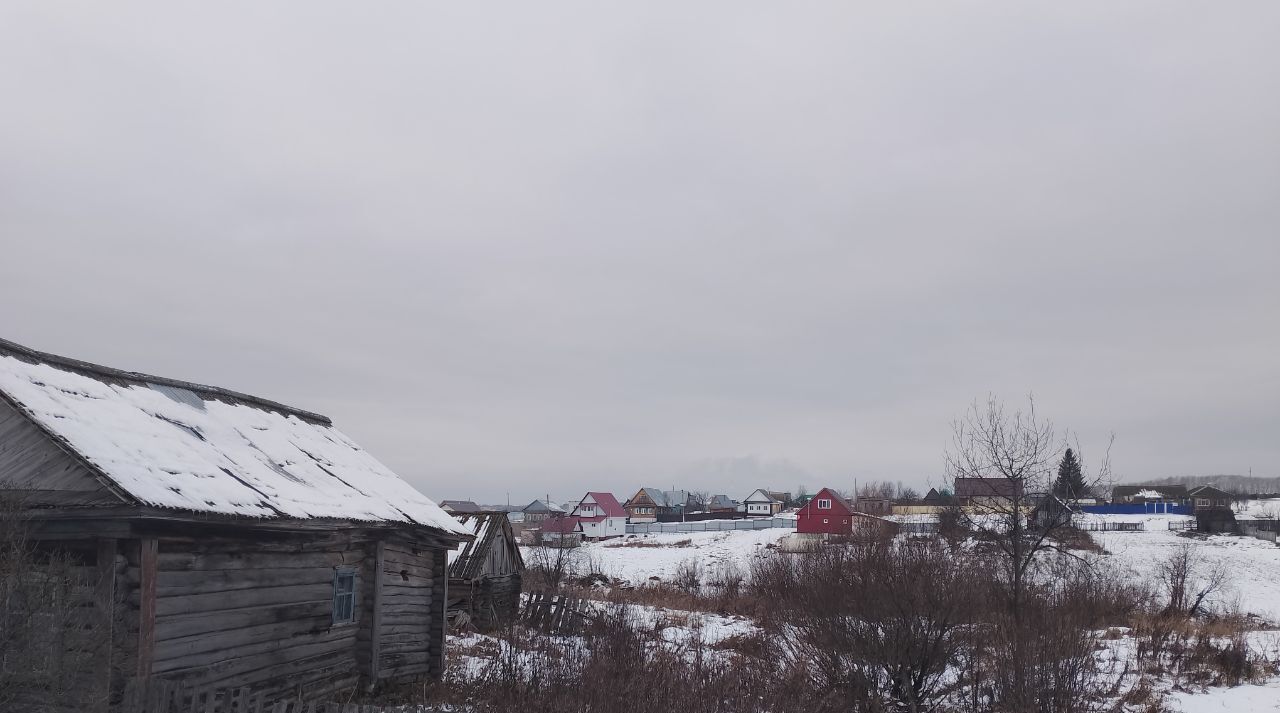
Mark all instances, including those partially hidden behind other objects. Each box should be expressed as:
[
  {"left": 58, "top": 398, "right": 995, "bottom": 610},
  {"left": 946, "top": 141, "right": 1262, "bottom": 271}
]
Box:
[{"left": 2, "top": 2, "right": 1277, "bottom": 504}]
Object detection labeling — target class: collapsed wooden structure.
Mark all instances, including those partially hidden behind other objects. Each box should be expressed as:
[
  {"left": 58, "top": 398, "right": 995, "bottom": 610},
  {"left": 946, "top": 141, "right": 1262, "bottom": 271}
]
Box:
[
  {"left": 0, "top": 337, "right": 470, "bottom": 711},
  {"left": 446, "top": 511, "right": 523, "bottom": 630}
]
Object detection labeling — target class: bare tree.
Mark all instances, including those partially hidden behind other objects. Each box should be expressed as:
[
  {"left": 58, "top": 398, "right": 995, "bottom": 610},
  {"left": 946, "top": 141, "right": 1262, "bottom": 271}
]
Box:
[
  {"left": 945, "top": 396, "right": 1111, "bottom": 707},
  {"left": 686, "top": 491, "right": 711, "bottom": 513},
  {"left": 856, "top": 481, "right": 896, "bottom": 500},
  {"left": 1158, "top": 544, "right": 1228, "bottom": 619},
  {"left": 896, "top": 485, "right": 921, "bottom": 502},
  {"left": 523, "top": 540, "right": 582, "bottom": 591}
]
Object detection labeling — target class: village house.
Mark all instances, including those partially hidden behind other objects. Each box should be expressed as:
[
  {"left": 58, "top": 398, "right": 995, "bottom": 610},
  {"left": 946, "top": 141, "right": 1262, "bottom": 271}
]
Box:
[
  {"left": 854, "top": 496, "right": 893, "bottom": 516},
  {"left": 623, "top": 488, "right": 689, "bottom": 522},
  {"left": 0, "top": 337, "right": 471, "bottom": 709},
  {"left": 447, "top": 511, "right": 524, "bottom": 631},
  {"left": 954, "top": 477, "right": 1024, "bottom": 508},
  {"left": 1031, "top": 494, "right": 1076, "bottom": 531},
  {"left": 796, "top": 487, "right": 896, "bottom": 537},
  {"left": 568, "top": 492, "right": 627, "bottom": 539},
  {"left": 1187, "top": 485, "right": 1233, "bottom": 512},
  {"left": 742, "top": 489, "right": 790, "bottom": 516},
  {"left": 705, "top": 494, "right": 739, "bottom": 515},
  {"left": 520, "top": 498, "right": 564, "bottom": 524},
  {"left": 537, "top": 515, "right": 582, "bottom": 547},
  {"left": 440, "top": 500, "right": 482, "bottom": 514}
]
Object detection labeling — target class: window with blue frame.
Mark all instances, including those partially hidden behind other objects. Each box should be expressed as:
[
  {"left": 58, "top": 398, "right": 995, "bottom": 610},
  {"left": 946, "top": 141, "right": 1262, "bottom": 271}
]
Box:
[{"left": 333, "top": 567, "right": 357, "bottom": 624}]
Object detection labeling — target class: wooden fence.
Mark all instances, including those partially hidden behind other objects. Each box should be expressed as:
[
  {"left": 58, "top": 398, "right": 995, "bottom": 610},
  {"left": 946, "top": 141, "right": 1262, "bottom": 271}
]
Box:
[
  {"left": 520, "top": 593, "right": 596, "bottom": 633},
  {"left": 626, "top": 516, "right": 796, "bottom": 535},
  {"left": 1071, "top": 521, "right": 1144, "bottom": 532},
  {"left": 120, "top": 680, "right": 440, "bottom": 713}
]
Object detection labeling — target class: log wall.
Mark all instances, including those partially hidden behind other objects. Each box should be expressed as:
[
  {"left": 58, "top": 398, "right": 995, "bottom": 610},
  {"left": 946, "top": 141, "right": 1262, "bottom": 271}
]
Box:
[
  {"left": 376, "top": 538, "right": 436, "bottom": 679},
  {"left": 117, "top": 529, "right": 443, "bottom": 703}
]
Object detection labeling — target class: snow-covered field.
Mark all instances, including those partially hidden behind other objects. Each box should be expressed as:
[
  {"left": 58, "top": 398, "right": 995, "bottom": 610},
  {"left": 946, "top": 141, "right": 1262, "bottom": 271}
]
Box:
[
  {"left": 512, "top": 513, "right": 1280, "bottom": 707},
  {"left": 1166, "top": 680, "right": 1280, "bottom": 712},
  {"left": 1092, "top": 515, "right": 1280, "bottom": 623},
  {"left": 523, "top": 527, "right": 792, "bottom": 584}
]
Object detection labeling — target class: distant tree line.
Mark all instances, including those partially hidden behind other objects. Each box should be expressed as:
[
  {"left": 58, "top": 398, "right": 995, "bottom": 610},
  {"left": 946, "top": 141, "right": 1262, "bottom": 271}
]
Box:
[{"left": 1145, "top": 474, "right": 1280, "bottom": 496}]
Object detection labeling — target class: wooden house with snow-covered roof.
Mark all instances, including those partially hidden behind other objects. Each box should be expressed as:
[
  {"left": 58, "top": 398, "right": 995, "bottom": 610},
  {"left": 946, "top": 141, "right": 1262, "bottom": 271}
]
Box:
[{"left": 0, "top": 337, "right": 471, "bottom": 709}]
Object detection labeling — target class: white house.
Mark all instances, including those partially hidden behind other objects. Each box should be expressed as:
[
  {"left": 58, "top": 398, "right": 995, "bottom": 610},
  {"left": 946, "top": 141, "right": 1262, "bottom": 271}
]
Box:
[
  {"left": 569, "top": 492, "right": 627, "bottom": 539},
  {"left": 742, "top": 488, "right": 790, "bottom": 516}
]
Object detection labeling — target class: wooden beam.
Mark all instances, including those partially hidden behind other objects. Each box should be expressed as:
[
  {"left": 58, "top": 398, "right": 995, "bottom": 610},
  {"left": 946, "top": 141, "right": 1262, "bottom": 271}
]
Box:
[
  {"left": 95, "top": 538, "right": 118, "bottom": 713},
  {"left": 369, "top": 539, "right": 386, "bottom": 683},
  {"left": 429, "top": 549, "right": 447, "bottom": 677},
  {"left": 137, "top": 538, "right": 158, "bottom": 680}
]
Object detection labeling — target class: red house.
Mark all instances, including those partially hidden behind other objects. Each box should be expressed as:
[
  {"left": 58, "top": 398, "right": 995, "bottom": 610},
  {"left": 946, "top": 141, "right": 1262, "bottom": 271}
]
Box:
[{"left": 797, "top": 487, "right": 895, "bottom": 536}]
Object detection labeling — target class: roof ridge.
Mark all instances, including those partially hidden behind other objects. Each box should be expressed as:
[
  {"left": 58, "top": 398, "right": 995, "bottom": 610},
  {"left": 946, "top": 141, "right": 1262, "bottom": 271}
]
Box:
[{"left": 0, "top": 336, "right": 331, "bottom": 425}]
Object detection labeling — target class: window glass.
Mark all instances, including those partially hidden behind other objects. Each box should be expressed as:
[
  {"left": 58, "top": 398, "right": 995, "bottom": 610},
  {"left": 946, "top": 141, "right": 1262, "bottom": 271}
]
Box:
[{"left": 333, "top": 568, "right": 357, "bottom": 624}]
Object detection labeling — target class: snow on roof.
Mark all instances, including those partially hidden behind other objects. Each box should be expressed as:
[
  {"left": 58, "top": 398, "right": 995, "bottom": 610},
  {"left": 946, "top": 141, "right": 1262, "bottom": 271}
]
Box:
[
  {"left": 440, "top": 500, "right": 482, "bottom": 513},
  {"left": 0, "top": 341, "right": 468, "bottom": 537},
  {"left": 447, "top": 511, "right": 522, "bottom": 579},
  {"left": 1135, "top": 489, "right": 1165, "bottom": 500}
]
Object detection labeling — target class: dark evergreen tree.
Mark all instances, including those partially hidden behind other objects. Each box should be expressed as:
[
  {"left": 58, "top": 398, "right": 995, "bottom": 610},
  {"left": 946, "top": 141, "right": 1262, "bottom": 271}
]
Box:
[{"left": 1054, "top": 448, "right": 1086, "bottom": 498}]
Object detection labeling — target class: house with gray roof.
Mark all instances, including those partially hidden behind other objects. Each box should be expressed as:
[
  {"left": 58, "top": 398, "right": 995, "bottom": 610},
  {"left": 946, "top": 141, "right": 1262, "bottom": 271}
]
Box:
[
  {"left": 623, "top": 487, "right": 690, "bottom": 522},
  {"left": 0, "top": 336, "right": 470, "bottom": 708}
]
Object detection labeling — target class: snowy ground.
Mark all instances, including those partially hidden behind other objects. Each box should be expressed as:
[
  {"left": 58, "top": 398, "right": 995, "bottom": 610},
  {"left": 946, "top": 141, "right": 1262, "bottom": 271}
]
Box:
[
  {"left": 1166, "top": 680, "right": 1280, "bottom": 712},
  {"left": 449, "top": 597, "right": 759, "bottom": 678},
  {"left": 511, "top": 515, "right": 1280, "bottom": 707},
  {"left": 1081, "top": 513, "right": 1280, "bottom": 623},
  {"left": 1237, "top": 497, "right": 1280, "bottom": 520},
  {"left": 522, "top": 527, "right": 792, "bottom": 584}
]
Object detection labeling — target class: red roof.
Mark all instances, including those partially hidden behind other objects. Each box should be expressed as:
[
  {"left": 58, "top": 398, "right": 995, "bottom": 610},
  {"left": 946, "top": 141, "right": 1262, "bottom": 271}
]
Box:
[
  {"left": 541, "top": 516, "right": 580, "bottom": 534},
  {"left": 799, "top": 487, "right": 855, "bottom": 517},
  {"left": 578, "top": 492, "right": 626, "bottom": 518}
]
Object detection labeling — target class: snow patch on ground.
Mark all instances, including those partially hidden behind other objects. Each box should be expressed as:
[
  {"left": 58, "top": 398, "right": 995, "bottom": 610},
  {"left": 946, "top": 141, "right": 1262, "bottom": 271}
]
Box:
[
  {"left": 523, "top": 528, "right": 791, "bottom": 584},
  {"left": 1165, "top": 680, "right": 1280, "bottom": 712},
  {"left": 1089, "top": 518, "right": 1280, "bottom": 623}
]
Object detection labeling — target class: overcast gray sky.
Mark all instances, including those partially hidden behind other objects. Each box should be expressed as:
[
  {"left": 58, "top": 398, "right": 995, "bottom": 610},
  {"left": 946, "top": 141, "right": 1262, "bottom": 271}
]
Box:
[{"left": 2, "top": 2, "right": 1277, "bottom": 505}]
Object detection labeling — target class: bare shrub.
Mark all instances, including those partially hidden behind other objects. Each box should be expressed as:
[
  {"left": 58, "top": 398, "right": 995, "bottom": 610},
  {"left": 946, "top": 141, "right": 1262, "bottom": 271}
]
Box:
[
  {"left": 523, "top": 543, "right": 581, "bottom": 591},
  {"left": 430, "top": 605, "right": 789, "bottom": 713},
  {"left": 604, "top": 537, "right": 693, "bottom": 548},
  {"left": 672, "top": 558, "right": 703, "bottom": 595},
  {"left": 1158, "top": 544, "right": 1227, "bottom": 619},
  {"left": 756, "top": 538, "right": 985, "bottom": 711}
]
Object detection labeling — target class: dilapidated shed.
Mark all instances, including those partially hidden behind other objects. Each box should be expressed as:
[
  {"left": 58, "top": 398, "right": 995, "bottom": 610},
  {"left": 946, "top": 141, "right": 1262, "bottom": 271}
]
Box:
[
  {"left": 447, "top": 511, "right": 523, "bottom": 630},
  {"left": 0, "top": 337, "right": 471, "bottom": 710}
]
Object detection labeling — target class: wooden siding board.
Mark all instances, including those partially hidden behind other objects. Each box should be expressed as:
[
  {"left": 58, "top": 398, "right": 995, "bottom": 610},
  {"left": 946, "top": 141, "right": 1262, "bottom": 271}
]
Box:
[
  {"left": 94, "top": 538, "right": 118, "bottom": 712},
  {"left": 137, "top": 537, "right": 158, "bottom": 680},
  {"left": 368, "top": 540, "right": 385, "bottom": 681},
  {"left": 0, "top": 396, "right": 114, "bottom": 497},
  {"left": 430, "top": 549, "right": 446, "bottom": 677},
  {"left": 144, "top": 535, "right": 368, "bottom": 699}
]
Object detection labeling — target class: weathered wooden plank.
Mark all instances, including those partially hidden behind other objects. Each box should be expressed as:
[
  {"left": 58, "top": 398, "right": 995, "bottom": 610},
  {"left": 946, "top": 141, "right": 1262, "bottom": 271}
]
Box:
[
  {"left": 138, "top": 537, "right": 159, "bottom": 680},
  {"left": 368, "top": 540, "right": 385, "bottom": 681},
  {"left": 155, "top": 568, "right": 337, "bottom": 597},
  {"left": 157, "top": 551, "right": 351, "bottom": 573},
  {"left": 428, "top": 546, "right": 446, "bottom": 677},
  {"left": 92, "top": 537, "right": 118, "bottom": 713},
  {"left": 144, "top": 583, "right": 334, "bottom": 617},
  {"left": 157, "top": 601, "right": 332, "bottom": 641},
  {"left": 154, "top": 622, "right": 356, "bottom": 667}
]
